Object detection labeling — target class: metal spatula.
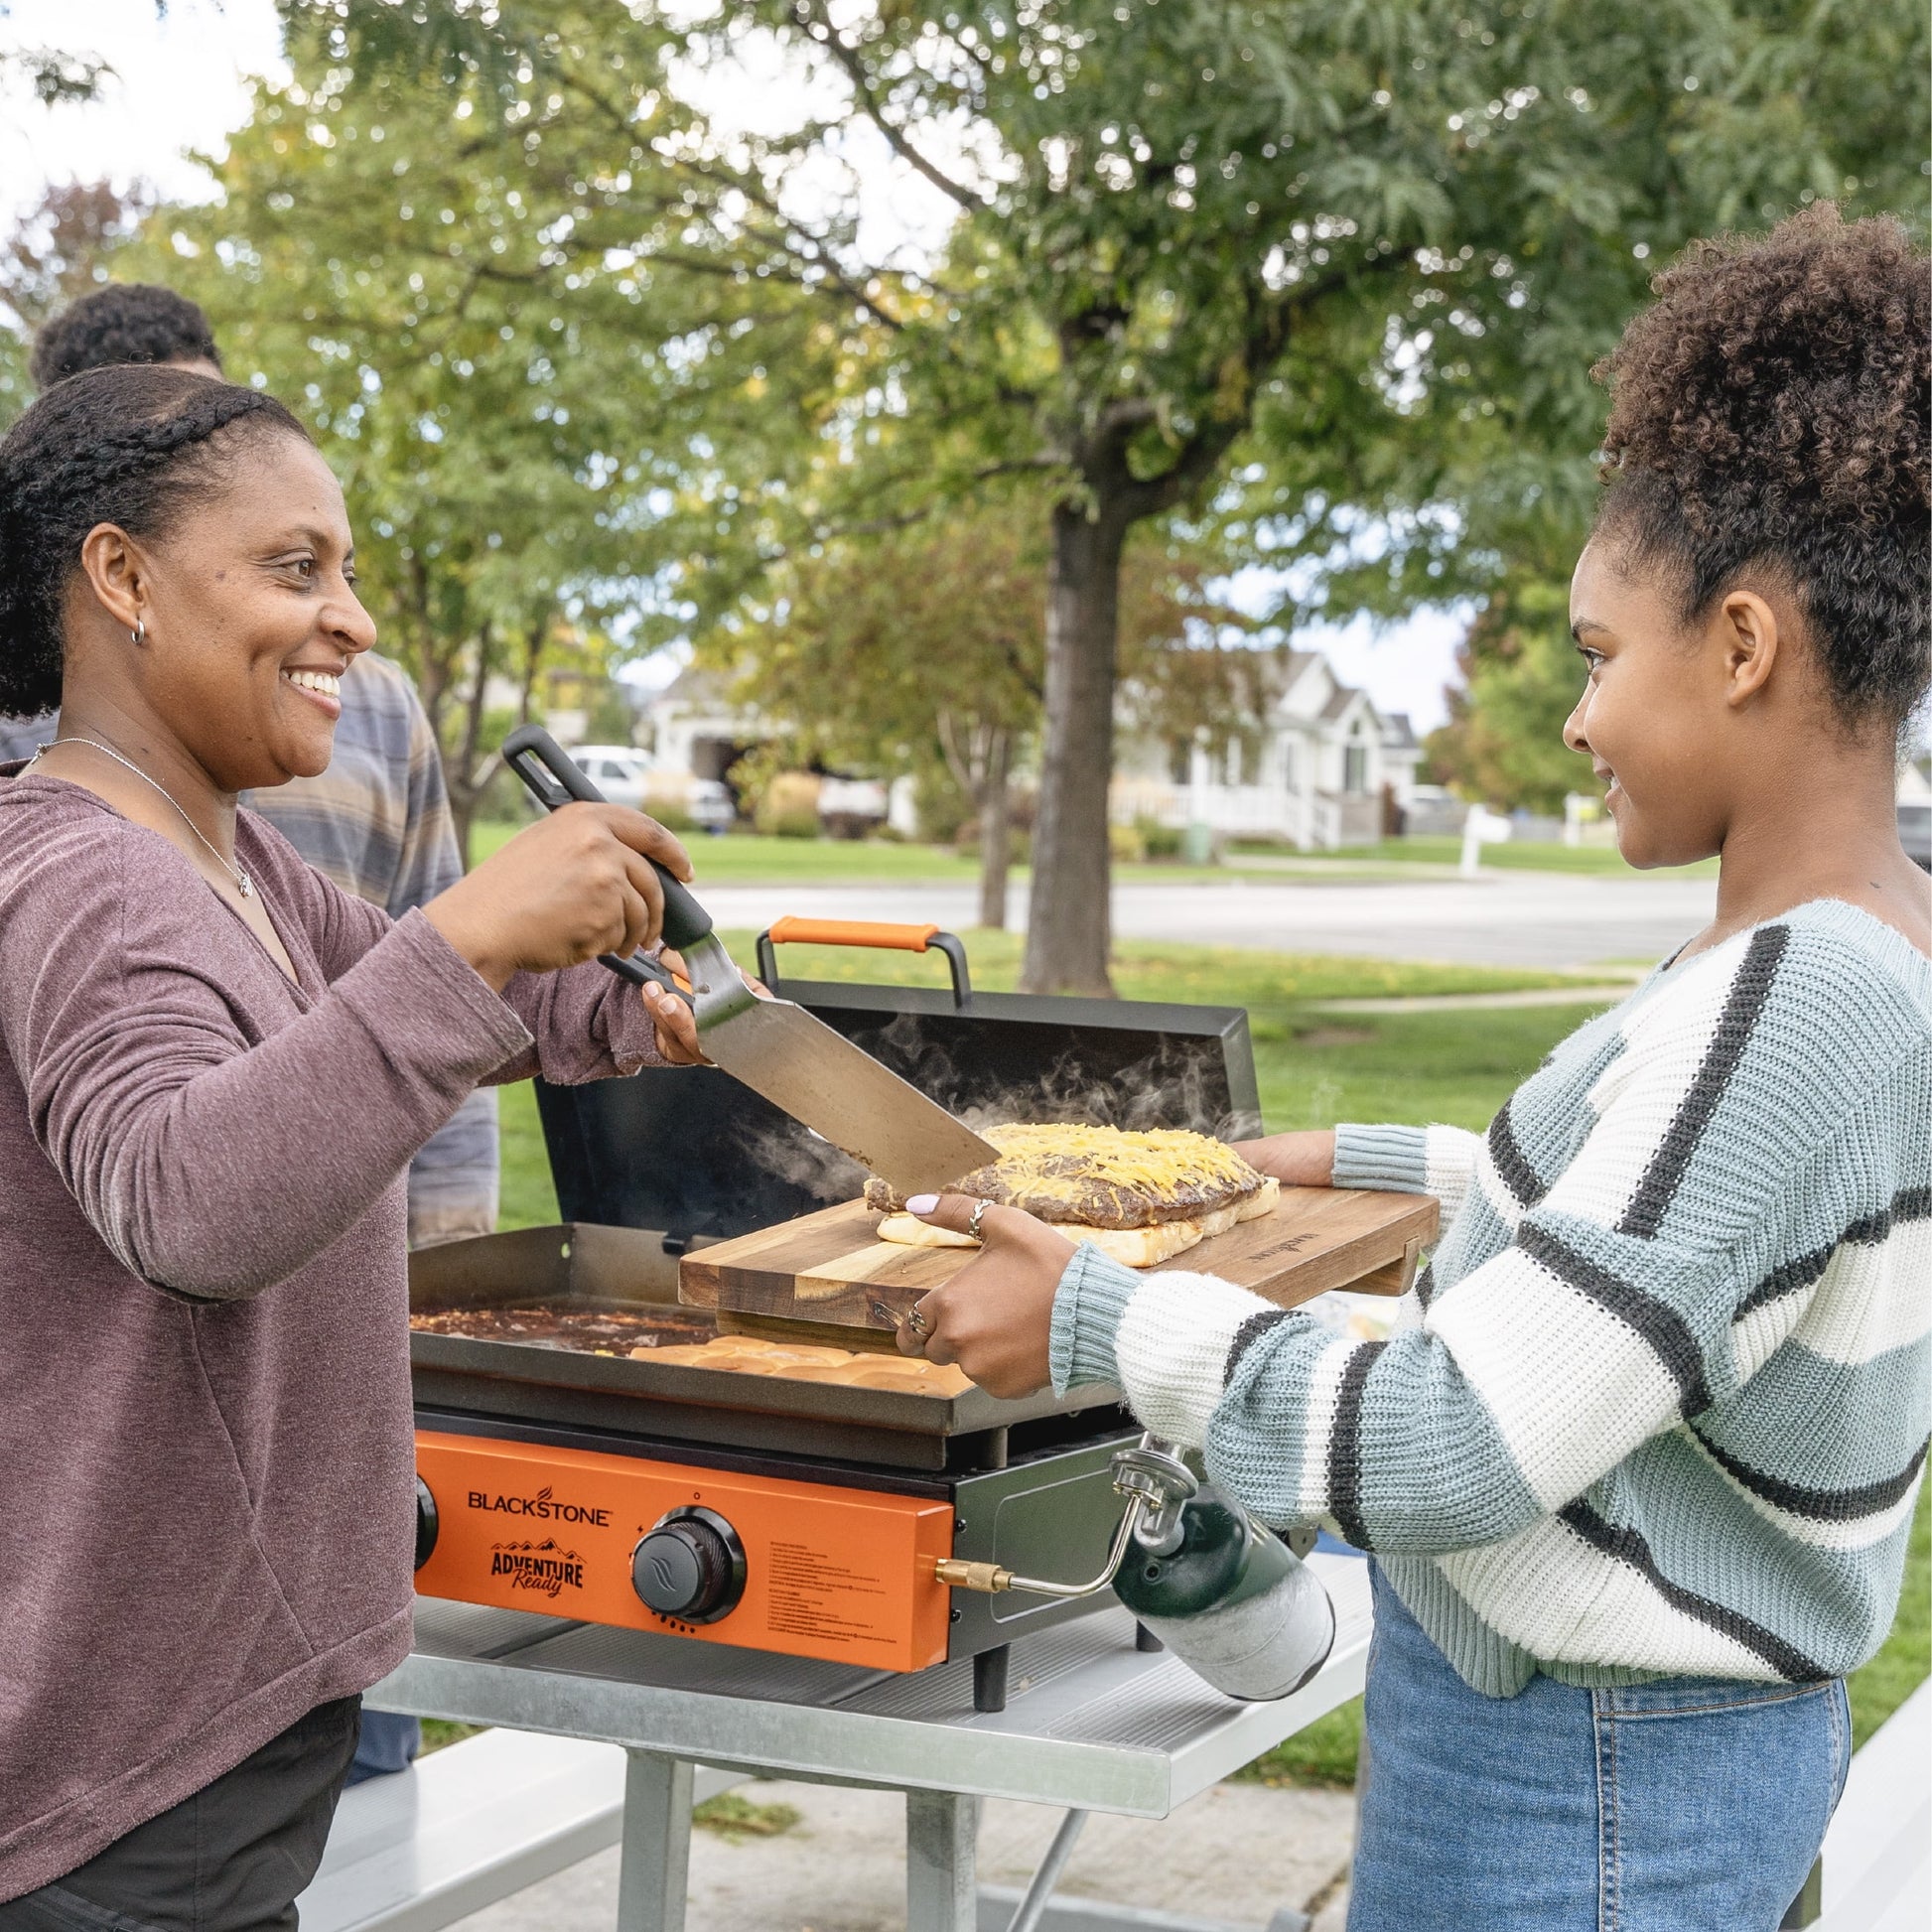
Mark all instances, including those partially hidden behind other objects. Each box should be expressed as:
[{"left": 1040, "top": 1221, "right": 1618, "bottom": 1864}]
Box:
[{"left": 502, "top": 727, "right": 998, "bottom": 1197}]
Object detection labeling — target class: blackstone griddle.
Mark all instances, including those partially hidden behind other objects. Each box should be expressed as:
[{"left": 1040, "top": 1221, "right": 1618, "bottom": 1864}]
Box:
[{"left": 409, "top": 932, "right": 1269, "bottom": 1709}]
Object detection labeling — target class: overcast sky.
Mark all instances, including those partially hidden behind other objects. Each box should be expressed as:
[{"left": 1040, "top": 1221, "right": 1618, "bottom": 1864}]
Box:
[{"left": 1, "top": 0, "right": 1470, "bottom": 729}]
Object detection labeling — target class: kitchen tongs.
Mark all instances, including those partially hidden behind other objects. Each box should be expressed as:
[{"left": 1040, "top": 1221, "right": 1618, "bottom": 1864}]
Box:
[{"left": 502, "top": 727, "right": 998, "bottom": 1197}]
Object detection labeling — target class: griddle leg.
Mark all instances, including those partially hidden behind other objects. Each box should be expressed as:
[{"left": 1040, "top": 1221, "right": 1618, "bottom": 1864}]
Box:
[
  {"left": 1135, "top": 1621, "right": 1165, "bottom": 1652},
  {"left": 906, "top": 1788, "right": 979, "bottom": 1932},
  {"left": 615, "top": 1750, "right": 693, "bottom": 1932},
  {"left": 973, "top": 1643, "right": 1010, "bottom": 1714}
]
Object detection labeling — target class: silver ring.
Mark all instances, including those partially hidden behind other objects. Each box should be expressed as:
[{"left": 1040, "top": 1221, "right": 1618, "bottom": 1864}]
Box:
[
  {"left": 904, "top": 1304, "right": 932, "bottom": 1339},
  {"left": 967, "top": 1199, "right": 990, "bottom": 1242}
]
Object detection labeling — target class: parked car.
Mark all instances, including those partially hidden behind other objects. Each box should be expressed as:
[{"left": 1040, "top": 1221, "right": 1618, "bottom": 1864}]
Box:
[
  {"left": 1899, "top": 801, "right": 1931, "bottom": 873},
  {"left": 563, "top": 747, "right": 736, "bottom": 833},
  {"left": 565, "top": 745, "right": 653, "bottom": 811}
]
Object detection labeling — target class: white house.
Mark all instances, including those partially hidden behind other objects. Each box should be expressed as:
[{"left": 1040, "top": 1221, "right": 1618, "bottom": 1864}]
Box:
[
  {"left": 640, "top": 645, "right": 1427, "bottom": 849},
  {"left": 643, "top": 667, "right": 765, "bottom": 785},
  {"left": 1112, "top": 647, "right": 1427, "bottom": 848}
]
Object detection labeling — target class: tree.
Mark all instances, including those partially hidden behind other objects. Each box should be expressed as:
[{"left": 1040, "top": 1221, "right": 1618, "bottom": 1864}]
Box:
[
  {"left": 716, "top": 501, "right": 1243, "bottom": 924},
  {"left": 129, "top": 7, "right": 842, "bottom": 855},
  {"left": 289, "top": 0, "right": 1927, "bottom": 983},
  {"left": 692, "top": 0, "right": 1921, "bottom": 989},
  {"left": 716, "top": 503, "right": 1043, "bottom": 926},
  {"left": 0, "top": 181, "right": 155, "bottom": 431}
]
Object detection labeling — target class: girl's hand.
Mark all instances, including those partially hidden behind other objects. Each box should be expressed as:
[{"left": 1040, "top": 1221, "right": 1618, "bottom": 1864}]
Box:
[
  {"left": 1230, "top": 1130, "right": 1336, "bottom": 1188},
  {"left": 425, "top": 804, "right": 694, "bottom": 991},
  {"left": 895, "top": 1195, "right": 1077, "bottom": 1399}
]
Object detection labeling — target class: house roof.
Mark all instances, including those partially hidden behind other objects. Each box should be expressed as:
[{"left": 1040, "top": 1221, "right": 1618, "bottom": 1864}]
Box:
[
  {"left": 1381, "top": 711, "right": 1420, "bottom": 751},
  {"left": 1318, "top": 684, "right": 1364, "bottom": 724},
  {"left": 651, "top": 665, "right": 732, "bottom": 710}
]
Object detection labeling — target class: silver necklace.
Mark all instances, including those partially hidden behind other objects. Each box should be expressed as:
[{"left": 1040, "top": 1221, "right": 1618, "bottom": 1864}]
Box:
[{"left": 33, "top": 736, "right": 255, "bottom": 898}]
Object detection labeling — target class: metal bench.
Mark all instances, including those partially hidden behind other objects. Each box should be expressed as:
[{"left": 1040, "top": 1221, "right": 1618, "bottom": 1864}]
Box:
[{"left": 297, "top": 1727, "right": 740, "bottom": 1932}]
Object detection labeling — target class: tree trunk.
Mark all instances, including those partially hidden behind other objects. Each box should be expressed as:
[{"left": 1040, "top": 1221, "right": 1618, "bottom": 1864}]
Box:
[
  {"left": 976, "top": 726, "right": 1012, "bottom": 931},
  {"left": 402, "top": 553, "right": 454, "bottom": 736},
  {"left": 1022, "top": 501, "right": 1127, "bottom": 994},
  {"left": 447, "top": 622, "right": 492, "bottom": 867},
  {"left": 516, "top": 616, "right": 548, "bottom": 724}
]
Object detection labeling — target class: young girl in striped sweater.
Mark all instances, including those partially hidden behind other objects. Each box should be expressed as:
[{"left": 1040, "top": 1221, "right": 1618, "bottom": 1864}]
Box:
[{"left": 896, "top": 207, "right": 1930, "bottom": 1929}]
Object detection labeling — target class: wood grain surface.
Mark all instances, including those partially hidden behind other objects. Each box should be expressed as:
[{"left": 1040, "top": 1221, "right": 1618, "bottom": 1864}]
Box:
[{"left": 679, "top": 1187, "right": 1439, "bottom": 1340}]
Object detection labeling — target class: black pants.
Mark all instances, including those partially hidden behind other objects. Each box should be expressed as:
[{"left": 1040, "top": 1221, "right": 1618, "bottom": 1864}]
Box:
[{"left": 0, "top": 1697, "right": 360, "bottom": 1932}]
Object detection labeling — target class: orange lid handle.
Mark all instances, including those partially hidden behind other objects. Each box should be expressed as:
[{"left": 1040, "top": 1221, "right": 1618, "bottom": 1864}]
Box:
[{"left": 764, "top": 918, "right": 940, "bottom": 953}]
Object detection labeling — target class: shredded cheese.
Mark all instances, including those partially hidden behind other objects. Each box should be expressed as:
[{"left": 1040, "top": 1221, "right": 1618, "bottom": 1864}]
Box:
[{"left": 970, "top": 1122, "right": 1258, "bottom": 1209}]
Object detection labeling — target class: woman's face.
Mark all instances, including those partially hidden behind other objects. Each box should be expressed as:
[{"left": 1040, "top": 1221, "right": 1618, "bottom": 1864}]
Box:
[
  {"left": 1564, "top": 538, "right": 1736, "bottom": 869},
  {"left": 111, "top": 433, "right": 377, "bottom": 792}
]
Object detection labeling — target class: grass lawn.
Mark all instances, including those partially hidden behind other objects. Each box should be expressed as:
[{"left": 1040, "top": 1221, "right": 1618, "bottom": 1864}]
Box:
[
  {"left": 756, "top": 927, "right": 1589, "bottom": 1003},
  {"left": 473, "top": 821, "right": 1266, "bottom": 889},
  {"left": 473, "top": 820, "right": 982, "bottom": 884},
  {"left": 490, "top": 928, "right": 1927, "bottom": 1785},
  {"left": 470, "top": 822, "right": 1718, "bottom": 887}
]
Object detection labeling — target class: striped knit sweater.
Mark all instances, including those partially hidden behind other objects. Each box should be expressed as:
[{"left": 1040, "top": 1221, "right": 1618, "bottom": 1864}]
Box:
[{"left": 1051, "top": 900, "right": 1931, "bottom": 1696}]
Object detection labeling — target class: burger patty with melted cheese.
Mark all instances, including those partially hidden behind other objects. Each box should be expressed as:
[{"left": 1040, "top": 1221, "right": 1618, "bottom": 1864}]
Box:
[{"left": 867, "top": 1122, "right": 1278, "bottom": 1268}]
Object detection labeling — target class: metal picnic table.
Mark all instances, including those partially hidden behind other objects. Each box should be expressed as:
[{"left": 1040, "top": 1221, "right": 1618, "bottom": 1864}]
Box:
[{"left": 363, "top": 1549, "right": 1373, "bottom": 1932}]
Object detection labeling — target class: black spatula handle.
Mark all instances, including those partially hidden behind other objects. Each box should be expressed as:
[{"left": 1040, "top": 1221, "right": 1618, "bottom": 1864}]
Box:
[{"left": 501, "top": 726, "right": 715, "bottom": 976}]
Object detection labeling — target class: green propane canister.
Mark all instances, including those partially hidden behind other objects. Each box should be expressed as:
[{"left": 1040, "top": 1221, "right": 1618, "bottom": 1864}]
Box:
[{"left": 1112, "top": 1486, "right": 1334, "bottom": 1702}]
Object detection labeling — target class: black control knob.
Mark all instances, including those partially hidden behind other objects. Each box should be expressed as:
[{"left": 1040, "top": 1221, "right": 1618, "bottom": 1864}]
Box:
[
  {"left": 414, "top": 1476, "right": 439, "bottom": 1572},
  {"left": 631, "top": 1506, "right": 746, "bottom": 1625}
]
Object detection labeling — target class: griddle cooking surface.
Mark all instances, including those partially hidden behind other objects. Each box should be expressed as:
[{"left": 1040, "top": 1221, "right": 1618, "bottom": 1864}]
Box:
[
  {"left": 409, "top": 1223, "right": 1124, "bottom": 1470},
  {"left": 408, "top": 1305, "right": 717, "bottom": 1352}
]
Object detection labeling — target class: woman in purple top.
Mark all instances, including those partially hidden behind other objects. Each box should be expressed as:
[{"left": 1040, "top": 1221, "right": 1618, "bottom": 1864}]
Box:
[{"left": 0, "top": 365, "right": 702, "bottom": 1927}]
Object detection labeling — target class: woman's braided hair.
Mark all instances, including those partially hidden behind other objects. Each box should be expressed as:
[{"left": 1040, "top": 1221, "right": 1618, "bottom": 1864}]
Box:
[
  {"left": 0, "top": 364, "right": 309, "bottom": 717},
  {"left": 1593, "top": 204, "right": 1930, "bottom": 729}
]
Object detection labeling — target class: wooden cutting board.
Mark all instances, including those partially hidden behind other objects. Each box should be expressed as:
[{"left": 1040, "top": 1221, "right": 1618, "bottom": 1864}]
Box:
[{"left": 678, "top": 1188, "right": 1438, "bottom": 1348}]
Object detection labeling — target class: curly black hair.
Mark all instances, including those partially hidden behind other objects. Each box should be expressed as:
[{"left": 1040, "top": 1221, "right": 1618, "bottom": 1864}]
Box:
[
  {"left": 1592, "top": 205, "right": 1930, "bottom": 729},
  {"left": 30, "top": 283, "right": 223, "bottom": 390},
  {"left": 0, "top": 364, "right": 309, "bottom": 717}
]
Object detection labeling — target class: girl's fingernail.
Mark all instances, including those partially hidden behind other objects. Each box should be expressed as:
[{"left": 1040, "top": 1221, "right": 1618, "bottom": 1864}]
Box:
[{"left": 905, "top": 1193, "right": 940, "bottom": 1215}]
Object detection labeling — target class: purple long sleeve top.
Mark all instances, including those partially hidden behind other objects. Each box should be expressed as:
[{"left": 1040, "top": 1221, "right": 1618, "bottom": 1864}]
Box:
[{"left": 0, "top": 769, "right": 662, "bottom": 1900}]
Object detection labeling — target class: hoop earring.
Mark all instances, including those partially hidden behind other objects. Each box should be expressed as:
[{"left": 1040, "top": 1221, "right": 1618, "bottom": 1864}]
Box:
[{"left": 130, "top": 621, "right": 146, "bottom": 645}]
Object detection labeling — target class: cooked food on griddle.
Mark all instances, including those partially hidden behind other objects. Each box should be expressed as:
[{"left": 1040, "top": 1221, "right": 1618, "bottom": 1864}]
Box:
[
  {"left": 865, "top": 1122, "right": 1278, "bottom": 1268},
  {"left": 634, "top": 1333, "right": 971, "bottom": 1393},
  {"left": 408, "top": 1305, "right": 717, "bottom": 1351},
  {"left": 411, "top": 1307, "right": 970, "bottom": 1392}
]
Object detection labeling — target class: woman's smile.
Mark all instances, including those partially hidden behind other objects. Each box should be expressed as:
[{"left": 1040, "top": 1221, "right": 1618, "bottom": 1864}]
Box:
[{"left": 281, "top": 665, "right": 345, "bottom": 720}]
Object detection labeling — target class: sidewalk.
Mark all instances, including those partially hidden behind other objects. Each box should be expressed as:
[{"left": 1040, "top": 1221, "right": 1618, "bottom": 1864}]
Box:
[
  {"left": 1307, "top": 983, "right": 1638, "bottom": 1013},
  {"left": 449, "top": 1777, "right": 1358, "bottom": 1932}
]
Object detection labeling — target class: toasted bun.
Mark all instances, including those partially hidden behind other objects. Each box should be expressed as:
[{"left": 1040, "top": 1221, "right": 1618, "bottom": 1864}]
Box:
[{"left": 877, "top": 1212, "right": 978, "bottom": 1249}]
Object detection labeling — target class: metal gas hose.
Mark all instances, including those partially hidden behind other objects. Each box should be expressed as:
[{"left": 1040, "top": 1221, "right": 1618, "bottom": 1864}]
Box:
[{"left": 933, "top": 1436, "right": 1197, "bottom": 1598}]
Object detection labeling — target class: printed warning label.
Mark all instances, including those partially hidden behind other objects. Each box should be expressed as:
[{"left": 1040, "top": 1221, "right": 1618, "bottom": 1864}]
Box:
[{"left": 765, "top": 1540, "right": 892, "bottom": 1646}]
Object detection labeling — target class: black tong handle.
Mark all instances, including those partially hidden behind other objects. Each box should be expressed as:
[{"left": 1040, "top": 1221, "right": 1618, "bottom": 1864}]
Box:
[{"left": 501, "top": 725, "right": 713, "bottom": 991}]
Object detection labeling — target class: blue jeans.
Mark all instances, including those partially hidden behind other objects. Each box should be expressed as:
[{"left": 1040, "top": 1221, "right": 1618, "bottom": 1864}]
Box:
[
  {"left": 345, "top": 1710, "right": 420, "bottom": 1787},
  {"left": 1348, "top": 1563, "right": 1851, "bottom": 1931}
]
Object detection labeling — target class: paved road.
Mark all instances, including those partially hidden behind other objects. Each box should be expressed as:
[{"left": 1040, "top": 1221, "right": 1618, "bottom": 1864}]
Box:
[{"left": 698, "top": 871, "right": 1718, "bottom": 971}]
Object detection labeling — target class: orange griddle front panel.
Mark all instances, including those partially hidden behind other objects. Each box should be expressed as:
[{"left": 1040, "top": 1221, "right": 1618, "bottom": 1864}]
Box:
[{"left": 414, "top": 1430, "right": 955, "bottom": 1672}]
